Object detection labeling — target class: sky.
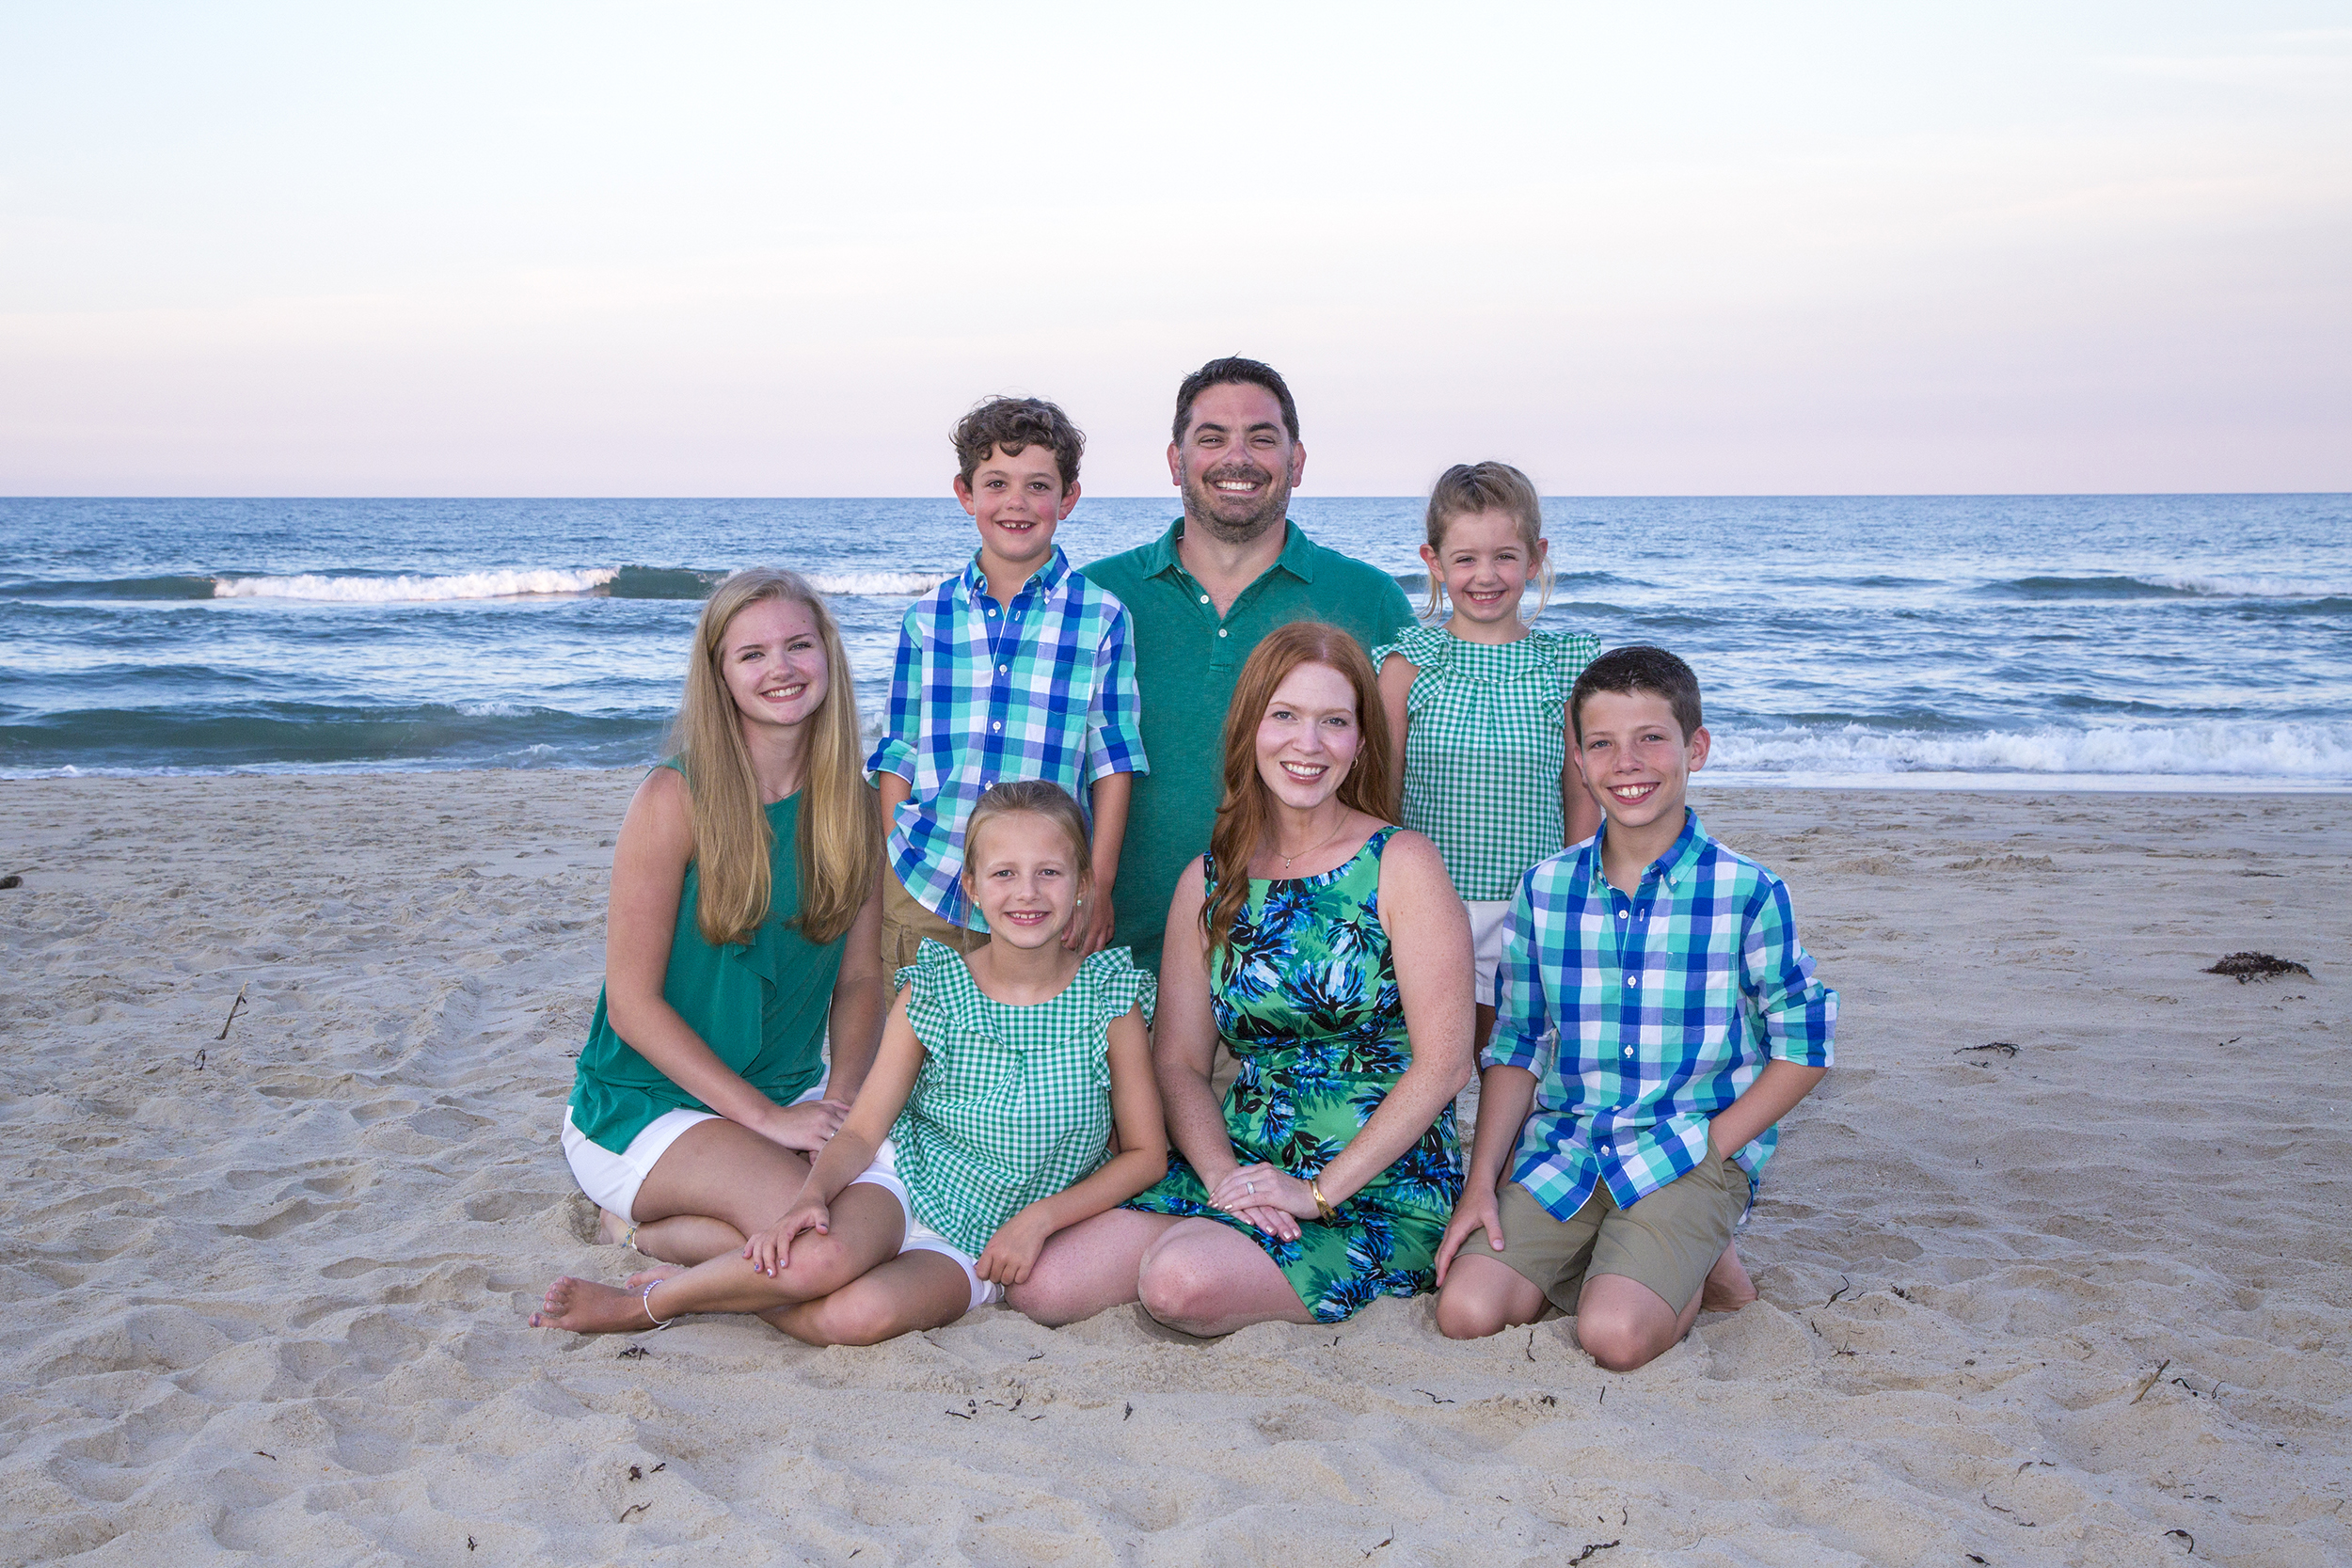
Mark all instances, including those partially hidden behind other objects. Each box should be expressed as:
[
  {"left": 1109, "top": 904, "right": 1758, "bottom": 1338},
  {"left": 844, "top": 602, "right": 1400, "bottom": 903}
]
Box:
[{"left": 2, "top": 2, "right": 2347, "bottom": 497}]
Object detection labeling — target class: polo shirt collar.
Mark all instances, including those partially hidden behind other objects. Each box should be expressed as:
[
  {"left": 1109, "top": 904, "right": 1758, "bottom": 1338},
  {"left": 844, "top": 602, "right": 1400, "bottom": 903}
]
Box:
[{"left": 1144, "top": 517, "right": 1314, "bottom": 584}]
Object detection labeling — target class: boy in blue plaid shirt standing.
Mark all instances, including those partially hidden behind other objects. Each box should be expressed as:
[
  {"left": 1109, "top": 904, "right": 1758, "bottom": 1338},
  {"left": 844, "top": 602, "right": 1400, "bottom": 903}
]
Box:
[
  {"left": 1434, "top": 645, "right": 1835, "bottom": 1371},
  {"left": 867, "top": 398, "right": 1148, "bottom": 969}
]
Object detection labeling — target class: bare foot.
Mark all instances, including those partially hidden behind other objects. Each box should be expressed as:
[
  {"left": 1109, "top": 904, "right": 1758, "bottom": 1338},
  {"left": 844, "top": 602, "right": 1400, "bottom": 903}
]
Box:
[
  {"left": 1699, "top": 1243, "right": 1757, "bottom": 1313},
  {"left": 626, "top": 1263, "right": 685, "bottom": 1291},
  {"left": 530, "top": 1275, "right": 660, "bottom": 1334},
  {"left": 598, "top": 1209, "right": 635, "bottom": 1247}
]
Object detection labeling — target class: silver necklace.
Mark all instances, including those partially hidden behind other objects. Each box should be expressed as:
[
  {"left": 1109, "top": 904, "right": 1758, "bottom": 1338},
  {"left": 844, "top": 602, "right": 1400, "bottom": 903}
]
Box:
[{"left": 1276, "top": 817, "right": 1351, "bottom": 876}]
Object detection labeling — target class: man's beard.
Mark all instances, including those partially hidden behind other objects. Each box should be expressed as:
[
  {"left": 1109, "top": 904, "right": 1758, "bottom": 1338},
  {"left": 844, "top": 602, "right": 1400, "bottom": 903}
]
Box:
[{"left": 1182, "top": 460, "right": 1292, "bottom": 545}]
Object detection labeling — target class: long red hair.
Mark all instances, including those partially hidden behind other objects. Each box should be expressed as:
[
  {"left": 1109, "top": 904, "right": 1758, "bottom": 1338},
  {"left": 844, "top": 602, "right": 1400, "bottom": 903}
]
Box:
[{"left": 1201, "top": 622, "right": 1399, "bottom": 956}]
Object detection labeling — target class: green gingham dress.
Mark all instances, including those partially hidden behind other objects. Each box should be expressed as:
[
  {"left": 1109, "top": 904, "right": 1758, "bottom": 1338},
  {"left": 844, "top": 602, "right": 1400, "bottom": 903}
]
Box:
[
  {"left": 1369, "top": 625, "right": 1601, "bottom": 901},
  {"left": 889, "top": 941, "right": 1156, "bottom": 1257}
]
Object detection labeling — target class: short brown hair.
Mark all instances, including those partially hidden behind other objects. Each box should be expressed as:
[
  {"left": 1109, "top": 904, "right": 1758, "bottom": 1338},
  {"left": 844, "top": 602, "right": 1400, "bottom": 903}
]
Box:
[
  {"left": 1570, "top": 645, "right": 1703, "bottom": 744},
  {"left": 1422, "top": 460, "right": 1551, "bottom": 620},
  {"left": 953, "top": 396, "right": 1084, "bottom": 491},
  {"left": 1172, "top": 356, "right": 1300, "bottom": 445},
  {"left": 961, "top": 779, "right": 1093, "bottom": 895}
]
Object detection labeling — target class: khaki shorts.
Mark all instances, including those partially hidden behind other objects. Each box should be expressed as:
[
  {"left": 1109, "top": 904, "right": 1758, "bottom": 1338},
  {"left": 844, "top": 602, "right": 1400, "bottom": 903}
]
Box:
[
  {"left": 881, "top": 870, "right": 978, "bottom": 973},
  {"left": 1469, "top": 1154, "right": 1748, "bottom": 1317}
]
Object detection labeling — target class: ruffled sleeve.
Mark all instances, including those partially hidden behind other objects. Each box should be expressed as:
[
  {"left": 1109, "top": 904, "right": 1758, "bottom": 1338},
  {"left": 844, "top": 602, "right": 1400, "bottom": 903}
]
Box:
[
  {"left": 1547, "top": 629, "right": 1602, "bottom": 697},
  {"left": 896, "top": 939, "right": 993, "bottom": 1053},
  {"left": 1077, "top": 946, "right": 1157, "bottom": 1030},
  {"left": 1369, "top": 622, "right": 1450, "bottom": 673}
]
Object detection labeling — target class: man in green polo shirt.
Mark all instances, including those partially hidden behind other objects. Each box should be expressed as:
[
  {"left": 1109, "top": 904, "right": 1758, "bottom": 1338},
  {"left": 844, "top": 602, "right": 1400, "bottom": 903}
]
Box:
[{"left": 1082, "top": 356, "right": 1415, "bottom": 973}]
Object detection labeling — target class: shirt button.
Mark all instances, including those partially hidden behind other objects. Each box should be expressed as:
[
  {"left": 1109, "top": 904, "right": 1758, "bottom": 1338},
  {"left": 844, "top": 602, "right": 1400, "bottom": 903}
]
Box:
[
  {"left": 992, "top": 722, "right": 1002, "bottom": 732},
  {"left": 1217, "top": 628, "right": 1229, "bottom": 638},
  {"left": 1628, "top": 975, "right": 1639, "bottom": 987},
  {"left": 997, "top": 664, "right": 1008, "bottom": 673},
  {"left": 1199, "top": 594, "right": 1210, "bottom": 604},
  {"left": 1617, "top": 910, "right": 1628, "bottom": 919},
  {"left": 1622, "top": 1047, "right": 1632, "bottom": 1057}
]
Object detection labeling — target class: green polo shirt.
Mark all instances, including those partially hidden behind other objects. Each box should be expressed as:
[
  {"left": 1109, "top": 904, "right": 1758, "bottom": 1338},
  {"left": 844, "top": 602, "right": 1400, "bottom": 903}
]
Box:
[{"left": 1082, "top": 518, "right": 1415, "bottom": 973}]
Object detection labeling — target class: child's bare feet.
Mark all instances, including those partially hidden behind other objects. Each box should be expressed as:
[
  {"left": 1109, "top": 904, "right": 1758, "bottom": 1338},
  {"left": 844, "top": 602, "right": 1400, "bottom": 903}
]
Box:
[
  {"left": 598, "top": 1209, "right": 635, "bottom": 1247},
  {"left": 626, "top": 1263, "right": 685, "bottom": 1291},
  {"left": 1699, "top": 1243, "right": 1757, "bottom": 1312},
  {"left": 531, "top": 1275, "right": 661, "bottom": 1334}
]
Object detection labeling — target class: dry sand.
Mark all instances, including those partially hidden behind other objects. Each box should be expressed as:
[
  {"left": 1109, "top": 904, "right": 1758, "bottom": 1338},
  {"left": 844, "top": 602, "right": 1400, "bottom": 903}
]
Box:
[{"left": 2, "top": 772, "right": 2346, "bottom": 1566}]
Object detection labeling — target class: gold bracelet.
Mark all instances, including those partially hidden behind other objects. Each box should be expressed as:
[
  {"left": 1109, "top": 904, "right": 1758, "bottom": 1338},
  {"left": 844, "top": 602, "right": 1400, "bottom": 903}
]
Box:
[{"left": 1310, "top": 1177, "right": 1338, "bottom": 1225}]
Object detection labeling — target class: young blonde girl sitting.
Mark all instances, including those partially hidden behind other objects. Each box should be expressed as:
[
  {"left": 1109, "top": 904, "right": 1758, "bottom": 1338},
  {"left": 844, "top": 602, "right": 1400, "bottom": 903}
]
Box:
[{"left": 532, "top": 781, "right": 1166, "bottom": 1344}]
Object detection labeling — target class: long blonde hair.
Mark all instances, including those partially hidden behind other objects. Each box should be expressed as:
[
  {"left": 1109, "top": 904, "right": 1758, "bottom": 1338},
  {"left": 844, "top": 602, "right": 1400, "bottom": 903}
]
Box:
[
  {"left": 669, "top": 567, "right": 881, "bottom": 947},
  {"left": 1201, "top": 623, "right": 1399, "bottom": 956},
  {"left": 1421, "top": 460, "right": 1554, "bottom": 621}
]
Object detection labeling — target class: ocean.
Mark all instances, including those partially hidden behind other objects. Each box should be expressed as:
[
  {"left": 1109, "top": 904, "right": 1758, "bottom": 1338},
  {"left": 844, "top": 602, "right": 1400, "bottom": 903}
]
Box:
[{"left": 3, "top": 494, "right": 2347, "bottom": 789}]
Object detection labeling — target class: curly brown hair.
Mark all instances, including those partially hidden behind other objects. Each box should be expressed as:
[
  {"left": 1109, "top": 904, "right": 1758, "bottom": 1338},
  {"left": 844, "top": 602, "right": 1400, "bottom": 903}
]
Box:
[{"left": 952, "top": 396, "right": 1084, "bottom": 491}]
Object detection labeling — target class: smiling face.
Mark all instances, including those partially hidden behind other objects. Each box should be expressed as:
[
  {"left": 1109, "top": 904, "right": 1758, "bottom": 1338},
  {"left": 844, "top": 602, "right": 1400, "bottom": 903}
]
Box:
[
  {"left": 1168, "top": 382, "right": 1305, "bottom": 545},
  {"left": 719, "top": 595, "right": 830, "bottom": 736},
  {"left": 1572, "top": 689, "right": 1709, "bottom": 836},
  {"left": 963, "top": 810, "right": 1085, "bottom": 950},
  {"left": 1253, "top": 659, "right": 1362, "bottom": 812},
  {"left": 1423, "top": 508, "right": 1545, "bottom": 631},
  {"left": 955, "top": 443, "right": 1076, "bottom": 583}
]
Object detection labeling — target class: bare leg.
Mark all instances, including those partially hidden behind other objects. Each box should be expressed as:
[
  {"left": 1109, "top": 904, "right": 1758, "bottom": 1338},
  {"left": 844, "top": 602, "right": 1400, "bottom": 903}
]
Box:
[
  {"left": 1006, "top": 1208, "right": 1179, "bottom": 1327},
  {"left": 1572, "top": 1271, "right": 1706, "bottom": 1372},
  {"left": 1699, "top": 1242, "right": 1756, "bottom": 1312},
  {"left": 1135, "top": 1217, "right": 1315, "bottom": 1338},
  {"left": 618, "top": 1118, "right": 816, "bottom": 1265},
  {"left": 1434, "top": 1251, "right": 1548, "bottom": 1340},
  {"left": 531, "top": 1183, "right": 905, "bottom": 1334},
  {"left": 762, "top": 1251, "right": 974, "bottom": 1347}
]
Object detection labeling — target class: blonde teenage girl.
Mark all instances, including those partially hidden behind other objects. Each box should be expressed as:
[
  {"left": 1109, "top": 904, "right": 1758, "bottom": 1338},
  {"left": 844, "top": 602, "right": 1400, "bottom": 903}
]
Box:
[
  {"left": 551, "top": 567, "right": 887, "bottom": 1269},
  {"left": 1373, "top": 463, "right": 1601, "bottom": 1056},
  {"left": 532, "top": 781, "right": 1166, "bottom": 1343}
]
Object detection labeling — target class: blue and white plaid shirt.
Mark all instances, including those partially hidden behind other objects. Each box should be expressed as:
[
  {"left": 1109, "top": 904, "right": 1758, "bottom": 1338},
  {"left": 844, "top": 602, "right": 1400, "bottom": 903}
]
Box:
[
  {"left": 866, "top": 546, "right": 1147, "bottom": 928},
  {"left": 1488, "top": 809, "right": 1836, "bottom": 1219}
]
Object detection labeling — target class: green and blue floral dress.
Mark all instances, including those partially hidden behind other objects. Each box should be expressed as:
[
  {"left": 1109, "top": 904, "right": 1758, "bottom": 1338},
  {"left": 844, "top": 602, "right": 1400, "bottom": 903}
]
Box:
[{"left": 1125, "top": 828, "right": 1463, "bottom": 1322}]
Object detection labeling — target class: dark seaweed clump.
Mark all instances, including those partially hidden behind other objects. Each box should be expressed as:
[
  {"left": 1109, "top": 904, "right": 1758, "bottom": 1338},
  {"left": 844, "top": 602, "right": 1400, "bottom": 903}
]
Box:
[{"left": 2204, "top": 952, "right": 2312, "bottom": 983}]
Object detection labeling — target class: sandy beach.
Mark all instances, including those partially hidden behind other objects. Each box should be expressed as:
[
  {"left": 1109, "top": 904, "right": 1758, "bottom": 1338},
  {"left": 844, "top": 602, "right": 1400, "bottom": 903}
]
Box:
[{"left": 2, "top": 771, "right": 2345, "bottom": 1566}]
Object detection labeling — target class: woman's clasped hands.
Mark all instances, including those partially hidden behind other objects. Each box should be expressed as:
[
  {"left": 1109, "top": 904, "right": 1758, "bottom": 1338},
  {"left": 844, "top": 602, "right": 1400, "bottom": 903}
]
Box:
[{"left": 1205, "top": 1162, "right": 1317, "bottom": 1242}]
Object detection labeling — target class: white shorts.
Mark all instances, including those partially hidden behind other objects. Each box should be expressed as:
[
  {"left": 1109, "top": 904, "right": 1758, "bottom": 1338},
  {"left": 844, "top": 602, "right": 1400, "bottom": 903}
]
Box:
[
  {"left": 847, "top": 1140, "right": 1003, "bottom": 1315},
  {"left": 561, "top": 1083, "right": 828, "bottom": 1223},
  {"left": 1467, "top": 898, "right": 1511, "bottom": 1006}
]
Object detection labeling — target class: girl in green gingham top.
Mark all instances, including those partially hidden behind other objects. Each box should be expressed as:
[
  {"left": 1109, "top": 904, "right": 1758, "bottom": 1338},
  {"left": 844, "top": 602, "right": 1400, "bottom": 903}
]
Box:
[
  {"left": 536, "top": 782, "right": 1168, "bottom": 1343},
  {"left": 1375, "top": 463, "right": 1601, "bottom": 1054}
]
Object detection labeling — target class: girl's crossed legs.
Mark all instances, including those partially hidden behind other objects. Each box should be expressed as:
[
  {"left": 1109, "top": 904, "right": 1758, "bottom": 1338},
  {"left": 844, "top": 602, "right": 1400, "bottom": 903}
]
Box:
[{"left": 532, "top": 1179, "right": 975, "bottom": 1347}]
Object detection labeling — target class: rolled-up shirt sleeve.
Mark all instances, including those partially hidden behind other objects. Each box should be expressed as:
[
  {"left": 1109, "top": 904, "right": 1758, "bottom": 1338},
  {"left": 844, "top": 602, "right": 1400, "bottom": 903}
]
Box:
[
  {"left": 1741, "top": 878, "right": 1836, "bottom": 1068},
  {"left": 1084, "top": 599, "right": 1148, "bottom": 783},
  {"left": 864, "top": 604, "right": 924, "bottom": 784}
]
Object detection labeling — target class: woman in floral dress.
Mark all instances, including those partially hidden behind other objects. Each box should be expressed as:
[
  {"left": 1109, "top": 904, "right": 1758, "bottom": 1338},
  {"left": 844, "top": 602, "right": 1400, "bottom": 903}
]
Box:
[{"left": 1008, "top": 623, "right": 1476, "bottom": 1334}]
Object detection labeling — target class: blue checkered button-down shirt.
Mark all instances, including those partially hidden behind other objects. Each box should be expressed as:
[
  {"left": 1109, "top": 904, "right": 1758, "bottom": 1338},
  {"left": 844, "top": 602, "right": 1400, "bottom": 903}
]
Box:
[
  {"left": 866, "top": 546, "right": 1147, "bottom": 928},
  {"left": 1488, "top": 809, "right": 1836, "bottom": 1220}
]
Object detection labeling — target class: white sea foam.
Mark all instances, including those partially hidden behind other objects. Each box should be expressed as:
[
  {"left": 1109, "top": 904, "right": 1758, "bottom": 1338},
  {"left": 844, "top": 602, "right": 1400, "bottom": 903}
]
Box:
[
  {"left": 2142, "top": 573, "right": 2350, "bottom": 598},
  {"left": 800, "top": 570, "right": 953, "bottom": 596},
  {"left": 212, "top": 568, "right": 622, "bottom": 602},
  {"left": 1711, "top": 721, "right": 2352, "bottom": 779}
]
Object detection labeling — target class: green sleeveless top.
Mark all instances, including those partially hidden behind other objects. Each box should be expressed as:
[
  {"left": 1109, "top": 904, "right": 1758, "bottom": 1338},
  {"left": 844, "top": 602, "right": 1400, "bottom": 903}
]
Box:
[
  {"left": 890, "top": 941, "right": 1156, "bottom": 1257},
  {"left": 569, "top": 765, "right": 846, "bottom": 1154}
]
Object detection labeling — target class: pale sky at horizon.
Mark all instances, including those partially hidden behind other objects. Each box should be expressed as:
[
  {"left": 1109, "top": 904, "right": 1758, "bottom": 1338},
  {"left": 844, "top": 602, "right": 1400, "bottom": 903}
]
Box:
[{"left": 3, "top": 3, "right": 2347, "bottom": 499}]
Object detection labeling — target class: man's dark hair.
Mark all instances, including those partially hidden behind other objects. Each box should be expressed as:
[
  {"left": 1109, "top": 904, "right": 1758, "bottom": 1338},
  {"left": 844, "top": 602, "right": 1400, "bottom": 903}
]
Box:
[
  {"left": 1171, "top": 356, "right": 1300, "bottom": 446},
  {"left": 1570, "top": 645, "right": 1704, "bottom": 744},
  {"left": 953, "top": 396, "right": 1084, "bottom": 491}
]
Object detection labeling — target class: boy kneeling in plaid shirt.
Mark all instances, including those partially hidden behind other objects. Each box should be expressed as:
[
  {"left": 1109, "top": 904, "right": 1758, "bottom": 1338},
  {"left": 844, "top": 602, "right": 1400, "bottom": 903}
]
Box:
[{"left": 1434, "top": 645, "right": 1836, "bottom": 1371}]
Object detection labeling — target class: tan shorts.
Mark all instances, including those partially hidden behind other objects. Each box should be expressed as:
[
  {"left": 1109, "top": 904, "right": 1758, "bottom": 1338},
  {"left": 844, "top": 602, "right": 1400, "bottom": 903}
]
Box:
[
  {"left": 881, "top": 870, "right": 978, "bottom": 973},
  {"left": 1469, "top": 1155, "right": 1747, "bottom": 1317}
]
